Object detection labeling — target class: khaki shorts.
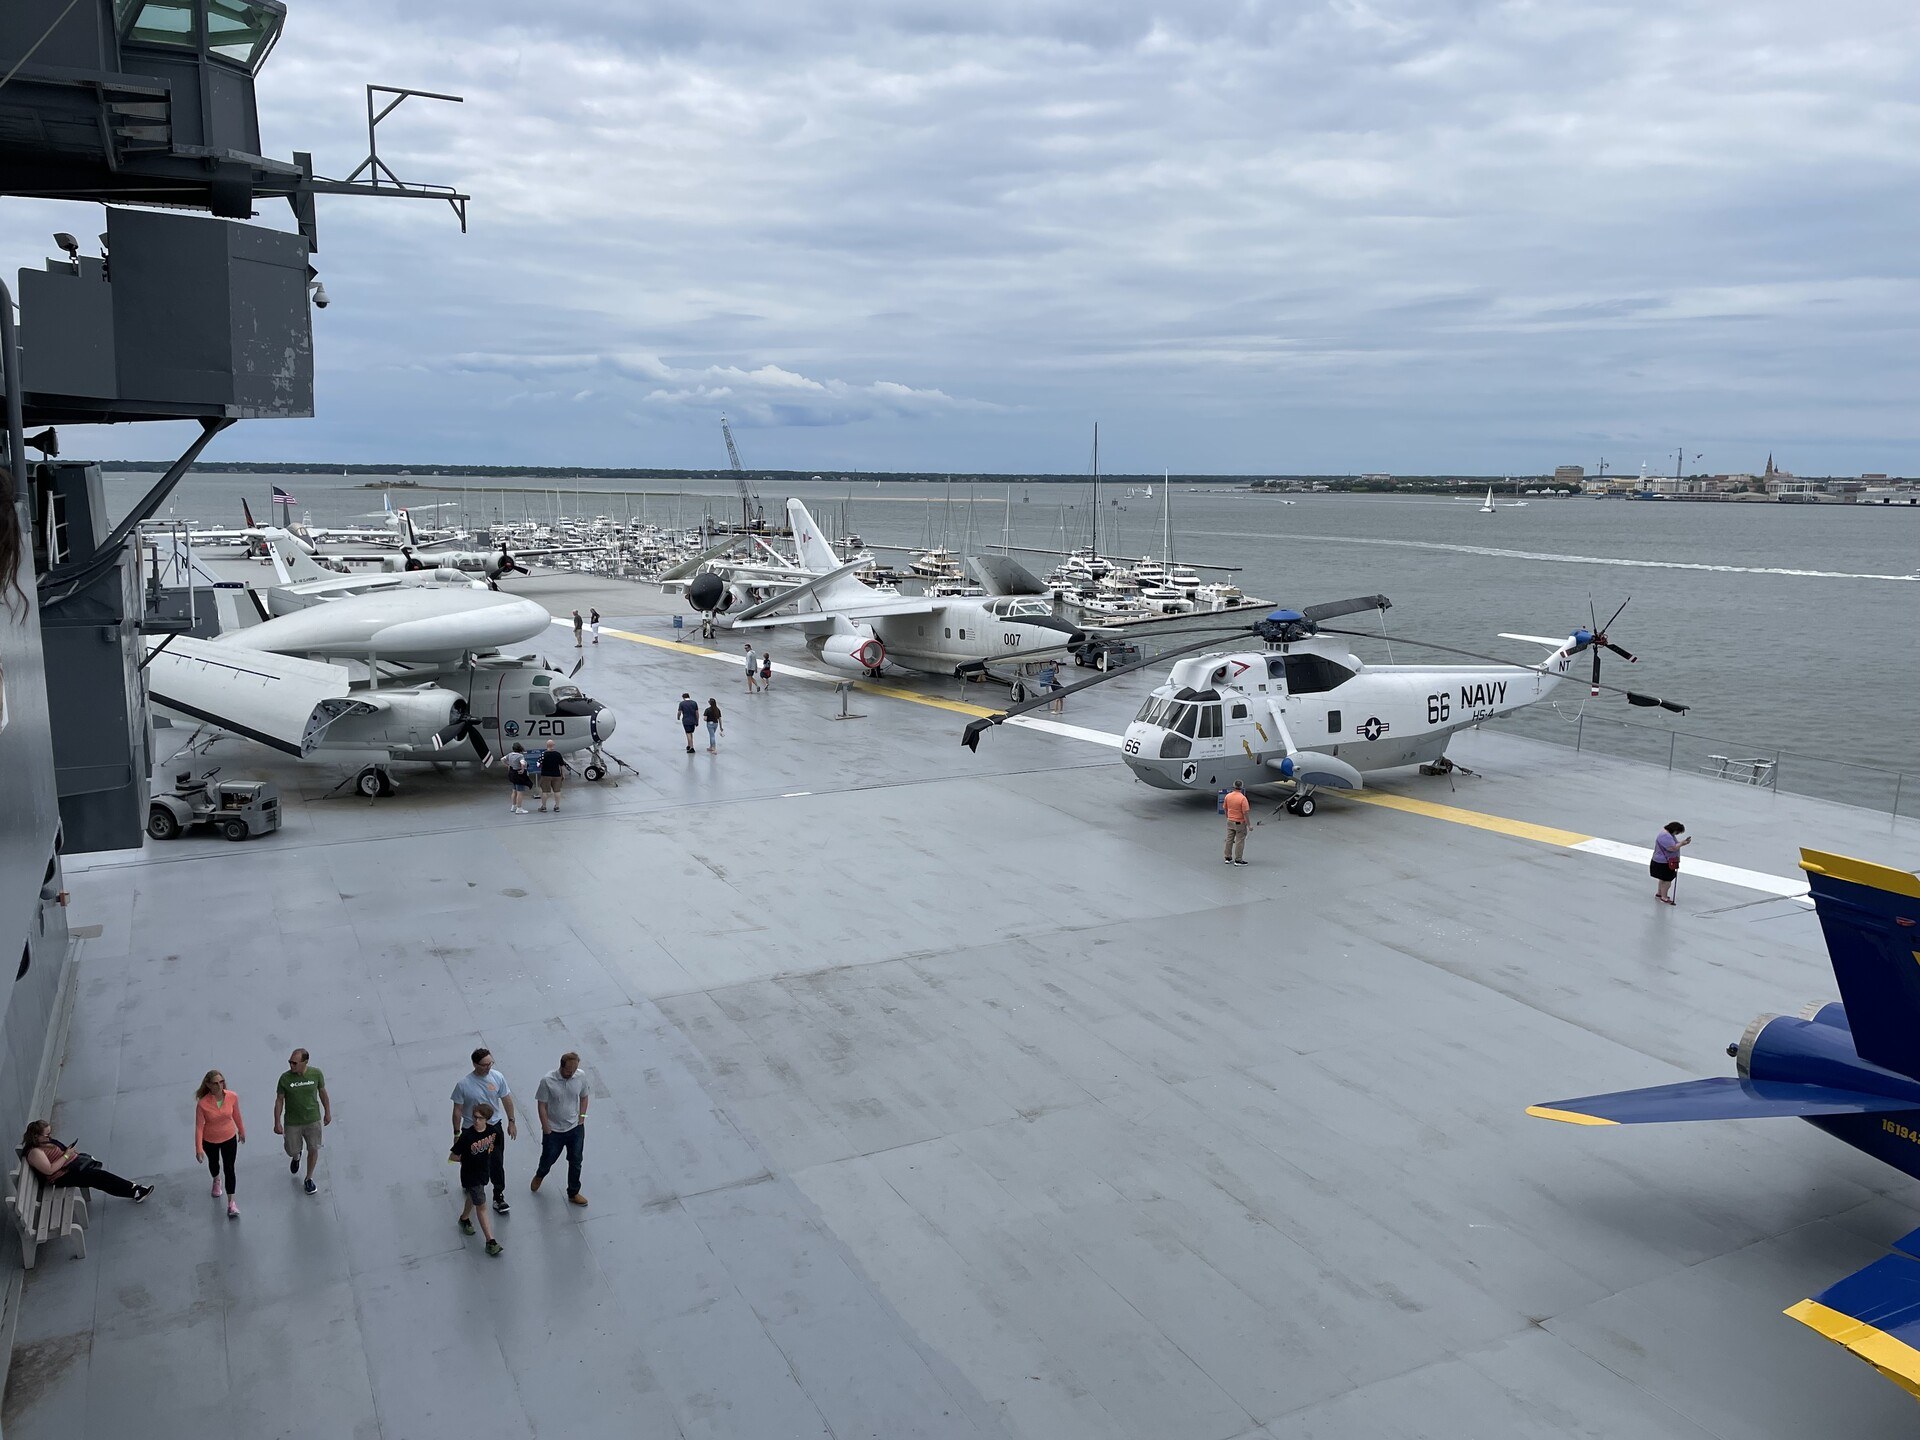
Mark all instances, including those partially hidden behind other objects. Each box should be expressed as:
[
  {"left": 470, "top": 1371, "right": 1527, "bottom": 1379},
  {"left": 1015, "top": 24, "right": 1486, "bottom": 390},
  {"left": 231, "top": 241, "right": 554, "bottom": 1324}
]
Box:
[{"left": 282, "top": 1121, "right": 323, "bottom": 1157}]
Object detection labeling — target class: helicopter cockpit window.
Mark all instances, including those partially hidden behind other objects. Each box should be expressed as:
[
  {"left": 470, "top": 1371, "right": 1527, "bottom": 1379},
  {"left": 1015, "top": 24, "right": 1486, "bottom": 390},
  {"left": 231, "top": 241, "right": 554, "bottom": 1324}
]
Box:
[
  {"left": 1198, "top": 704, "right": 1222, "bottom": 739},
  {"left": 1171, "top": 704, "right": 1199, "bottom": 738},
  {"left": 1279, "top": 654, "right": 1355, "bottom": 695}
]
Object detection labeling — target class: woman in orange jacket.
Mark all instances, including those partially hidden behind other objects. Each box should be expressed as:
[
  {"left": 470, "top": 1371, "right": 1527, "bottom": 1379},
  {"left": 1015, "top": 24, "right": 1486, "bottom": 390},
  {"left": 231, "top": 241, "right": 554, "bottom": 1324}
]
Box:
[{"left": 194, "top": 1069, "right": 246, "bottom": 1218}]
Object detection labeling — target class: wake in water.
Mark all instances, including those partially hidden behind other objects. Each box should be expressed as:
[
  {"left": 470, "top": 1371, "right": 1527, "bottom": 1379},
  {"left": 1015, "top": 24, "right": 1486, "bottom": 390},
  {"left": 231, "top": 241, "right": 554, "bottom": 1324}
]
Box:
[{"left": 1183, "top": 530, "right": 1918, "bottom": 582}]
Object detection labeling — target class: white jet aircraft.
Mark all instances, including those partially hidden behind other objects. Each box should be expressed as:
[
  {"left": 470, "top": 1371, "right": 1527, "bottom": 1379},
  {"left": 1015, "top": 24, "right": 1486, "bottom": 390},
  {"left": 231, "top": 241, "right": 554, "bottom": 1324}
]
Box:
[{"left": 688, "top": 499, "right": 1087, "bottom": 677}]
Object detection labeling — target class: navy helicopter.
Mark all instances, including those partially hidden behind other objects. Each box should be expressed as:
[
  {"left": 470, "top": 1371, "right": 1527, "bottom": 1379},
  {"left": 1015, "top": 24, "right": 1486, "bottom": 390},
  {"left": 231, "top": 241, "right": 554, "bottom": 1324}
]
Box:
[
  {"left": 1531, "top": 849, "right": 1920, "bottom": 1399},
  {"left": 961, "top": 596, "right": 1687, "bottom": 813}
]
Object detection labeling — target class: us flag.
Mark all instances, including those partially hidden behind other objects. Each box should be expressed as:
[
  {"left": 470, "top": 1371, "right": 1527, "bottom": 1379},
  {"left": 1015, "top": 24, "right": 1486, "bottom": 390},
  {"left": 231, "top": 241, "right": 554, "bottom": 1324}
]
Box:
[{"left": 272, "top": 484, "right": 297, "bottom": 505}]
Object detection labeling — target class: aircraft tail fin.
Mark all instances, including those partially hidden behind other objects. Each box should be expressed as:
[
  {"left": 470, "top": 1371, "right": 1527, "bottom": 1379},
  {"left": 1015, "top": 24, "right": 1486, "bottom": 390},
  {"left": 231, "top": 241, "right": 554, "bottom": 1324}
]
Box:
[
  {"left": 1787, "top": 1229, "right": 1920, "bottom": 1399},
  {"left": 397, "top": 508, "right": 420, "bottom": 548},
  {"left": 1801, "top": 849, "right": 1920, "bottom": 1081},
  {"left": 786, "top": 498, "right": 873, "bottom": 607},
  {"left": 242, "top": 497, "right": 258, "bottom": 530},
  {"left": 265, "top": 528, "right": 328, "bottom": 584}
]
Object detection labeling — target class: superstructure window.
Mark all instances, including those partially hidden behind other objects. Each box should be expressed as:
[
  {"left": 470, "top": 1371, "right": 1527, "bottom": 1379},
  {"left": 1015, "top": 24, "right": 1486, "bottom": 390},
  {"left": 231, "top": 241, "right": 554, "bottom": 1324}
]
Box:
[
  {"left": 126, "top": 0, "right": 195, "bottom": 45},
  {"left": 207, "top": 0, "right": 285, "bottom": 69}
]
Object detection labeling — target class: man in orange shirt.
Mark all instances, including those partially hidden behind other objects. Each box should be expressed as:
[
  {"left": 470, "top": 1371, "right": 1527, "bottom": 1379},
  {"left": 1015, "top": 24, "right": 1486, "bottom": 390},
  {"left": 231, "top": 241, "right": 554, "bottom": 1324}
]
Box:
[{"left": 1222, "top": 782, "right": 1251, "bottom": 865}]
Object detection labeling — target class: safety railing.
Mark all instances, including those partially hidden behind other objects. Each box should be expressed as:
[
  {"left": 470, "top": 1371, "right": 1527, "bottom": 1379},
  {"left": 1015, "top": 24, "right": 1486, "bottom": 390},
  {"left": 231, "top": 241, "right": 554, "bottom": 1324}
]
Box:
[{"left": 1486, "top": 709, "right": 1917, "bottom": 820}]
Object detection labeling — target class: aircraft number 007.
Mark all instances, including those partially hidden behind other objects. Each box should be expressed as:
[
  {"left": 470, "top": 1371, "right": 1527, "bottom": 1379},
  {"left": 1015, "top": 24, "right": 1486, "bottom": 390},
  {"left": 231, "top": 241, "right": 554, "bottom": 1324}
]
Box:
[
  {"left": 1426, "top": 693, "right": 1451, "bottom": 724},
  {"left": 527, "top": 719, "right": 567, "bottom": 735}
]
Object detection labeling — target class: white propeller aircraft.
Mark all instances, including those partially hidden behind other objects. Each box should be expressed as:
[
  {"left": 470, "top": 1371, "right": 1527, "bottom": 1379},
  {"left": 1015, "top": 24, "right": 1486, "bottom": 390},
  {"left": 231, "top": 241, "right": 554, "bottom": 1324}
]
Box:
[
  {"left": 686, "top": 498, "right": 1088, "bottom": 677},
  {"left": 146, "top": 581, "right": 621, "bottom": 797},
  {"left": 962, "top": 597, "right": 1687, "bottom": 814}
]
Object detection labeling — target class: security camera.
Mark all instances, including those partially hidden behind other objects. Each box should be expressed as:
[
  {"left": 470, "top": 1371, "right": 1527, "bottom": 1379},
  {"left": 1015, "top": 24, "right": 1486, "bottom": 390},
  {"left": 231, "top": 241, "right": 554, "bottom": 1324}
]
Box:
[
  {"left": 309, "top": 281, "right": 330, "bottom": 309},
  {"left": 52, "top": 233, "right": 79, "bottom": 274}
]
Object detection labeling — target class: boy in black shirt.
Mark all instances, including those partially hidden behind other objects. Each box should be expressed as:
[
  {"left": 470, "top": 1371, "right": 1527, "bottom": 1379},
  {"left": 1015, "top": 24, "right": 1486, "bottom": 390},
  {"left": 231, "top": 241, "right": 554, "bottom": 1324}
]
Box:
[{"left": 450, "top": 1102, "right": 505, "bottom": 1256}]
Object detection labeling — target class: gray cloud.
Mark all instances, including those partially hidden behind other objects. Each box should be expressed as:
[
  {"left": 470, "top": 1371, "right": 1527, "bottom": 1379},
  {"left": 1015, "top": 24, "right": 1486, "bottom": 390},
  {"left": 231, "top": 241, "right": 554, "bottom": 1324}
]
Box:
[{"left": 5, "top": 0, "right": 1917, "bottom": 473}]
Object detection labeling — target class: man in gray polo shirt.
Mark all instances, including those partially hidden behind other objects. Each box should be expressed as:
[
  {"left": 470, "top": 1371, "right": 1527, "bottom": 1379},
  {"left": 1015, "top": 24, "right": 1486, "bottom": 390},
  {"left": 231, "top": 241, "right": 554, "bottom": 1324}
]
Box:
[{"left": 531, "top": 1051, "right": 589, "bottom": 1206}]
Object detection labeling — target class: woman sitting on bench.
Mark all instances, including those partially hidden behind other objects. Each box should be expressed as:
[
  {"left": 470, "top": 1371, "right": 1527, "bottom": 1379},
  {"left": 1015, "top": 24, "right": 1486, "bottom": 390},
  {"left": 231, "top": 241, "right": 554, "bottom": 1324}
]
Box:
[{"left": 21, "top": 1120, "right": 152, "bottom": 1203}]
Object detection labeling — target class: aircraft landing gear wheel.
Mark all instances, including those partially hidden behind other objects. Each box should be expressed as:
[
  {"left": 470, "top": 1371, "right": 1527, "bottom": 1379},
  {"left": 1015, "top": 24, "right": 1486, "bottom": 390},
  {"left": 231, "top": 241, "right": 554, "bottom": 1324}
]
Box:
[
  {"left": 222, "top": 819, "right": 249, "bottom": 842},
  {"left": 355, "top": 766, "right": 383, "bottom": 798},
  {"left": 147, "top": 808, "right": 179, "bottom": 841},
  {"left": 1295, "top": 796, "right": 1317, "bottom": 817},
  {"left": 582, "top": 764, "right": 606, "bottom": 782}
]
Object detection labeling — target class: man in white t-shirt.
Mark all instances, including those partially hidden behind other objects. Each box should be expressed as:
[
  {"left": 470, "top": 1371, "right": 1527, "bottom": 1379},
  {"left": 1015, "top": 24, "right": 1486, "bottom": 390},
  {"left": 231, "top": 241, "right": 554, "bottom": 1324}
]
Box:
[
  {"left": 531, "top": 1052, "right": 590, "bottom": 1205},
  {"left": 450, "top": 1047, "right": 517, "bottom": 1213}
]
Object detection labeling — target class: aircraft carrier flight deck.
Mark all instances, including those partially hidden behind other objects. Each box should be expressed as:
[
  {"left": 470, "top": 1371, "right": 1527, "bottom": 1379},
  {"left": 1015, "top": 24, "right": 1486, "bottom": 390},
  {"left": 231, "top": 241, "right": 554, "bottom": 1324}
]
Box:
[{"left": 10, "top": 572, "right": 1918, "bottom": 1440}]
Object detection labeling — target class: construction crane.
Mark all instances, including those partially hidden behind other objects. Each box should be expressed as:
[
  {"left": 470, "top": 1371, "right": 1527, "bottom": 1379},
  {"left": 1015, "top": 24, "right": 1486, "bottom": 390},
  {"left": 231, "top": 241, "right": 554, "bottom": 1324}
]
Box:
[{"left": 719, "top": 415, "right": 764, "bottom": 531}]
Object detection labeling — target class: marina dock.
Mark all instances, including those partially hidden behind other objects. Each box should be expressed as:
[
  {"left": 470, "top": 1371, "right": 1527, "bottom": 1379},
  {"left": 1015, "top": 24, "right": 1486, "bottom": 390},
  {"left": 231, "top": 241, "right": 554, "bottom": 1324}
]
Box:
[{"left": 9, "top": 577, "right": 1917, "bottom": 1439}]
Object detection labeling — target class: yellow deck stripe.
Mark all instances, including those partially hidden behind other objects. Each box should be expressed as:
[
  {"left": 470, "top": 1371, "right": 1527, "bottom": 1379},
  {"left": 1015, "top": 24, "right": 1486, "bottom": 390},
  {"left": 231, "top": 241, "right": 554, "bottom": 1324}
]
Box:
[
  {"left": 600, "top": 625, "right": 720, "bottom": 659},
  {"left": 1525, "top": 1105, "right": 1619, "bottom": 1127},
  {"left": 1348, "top": 790, "right": 1592, "bottom": 848},
  {"left": 1785, "top": 1299, "right": 1920, "bottom": 1400}
]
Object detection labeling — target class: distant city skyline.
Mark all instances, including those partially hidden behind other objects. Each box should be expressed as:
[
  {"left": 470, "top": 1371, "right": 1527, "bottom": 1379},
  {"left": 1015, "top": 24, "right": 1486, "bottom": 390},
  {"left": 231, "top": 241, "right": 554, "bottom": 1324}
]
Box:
[{"left": 4, "top": 0, "right": 1916, "bottom": 476}]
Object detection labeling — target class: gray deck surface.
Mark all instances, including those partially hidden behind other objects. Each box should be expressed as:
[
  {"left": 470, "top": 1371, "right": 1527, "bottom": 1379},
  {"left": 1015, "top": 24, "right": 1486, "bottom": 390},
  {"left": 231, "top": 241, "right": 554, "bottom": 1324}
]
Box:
[{"left": 8, "top": 574, "right": 1919, "bottom": 1439}]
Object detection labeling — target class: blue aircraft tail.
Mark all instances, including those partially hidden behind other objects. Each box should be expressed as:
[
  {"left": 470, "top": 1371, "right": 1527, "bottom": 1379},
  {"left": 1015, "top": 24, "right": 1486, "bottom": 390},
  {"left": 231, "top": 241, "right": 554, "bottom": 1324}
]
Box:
[{"left": 1801, "top": 849, "right": 1920, "bottom": 1082}]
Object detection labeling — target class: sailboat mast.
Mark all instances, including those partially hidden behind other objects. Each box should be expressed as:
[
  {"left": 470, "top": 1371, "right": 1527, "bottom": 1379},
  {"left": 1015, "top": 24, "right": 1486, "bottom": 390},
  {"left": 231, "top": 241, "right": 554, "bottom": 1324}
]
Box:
[{"left": 1091, "top": 423, "right": 1100, "bottom": 558}]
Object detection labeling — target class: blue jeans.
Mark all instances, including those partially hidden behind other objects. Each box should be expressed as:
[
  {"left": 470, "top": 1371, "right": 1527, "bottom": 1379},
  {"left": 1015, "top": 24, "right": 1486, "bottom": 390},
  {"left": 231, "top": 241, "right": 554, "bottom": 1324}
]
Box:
[{"left": 534, "top": 1126, "right": 584, "bottom": 1195}]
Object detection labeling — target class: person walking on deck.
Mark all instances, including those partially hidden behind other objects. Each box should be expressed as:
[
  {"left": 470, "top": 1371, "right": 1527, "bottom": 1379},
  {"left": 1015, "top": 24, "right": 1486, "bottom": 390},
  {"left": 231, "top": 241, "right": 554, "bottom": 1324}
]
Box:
[
  {"left": 744, "top": 643, "right": 760, "bottom": 693},
  {"left": 451, "top": 1048, "right": 516, "bottom": 1213},
  {"left": 678, "top": 693, "right": 700, "bottom": 753},
  {"left": 703, "top": 698, "right": 723, "bottom": 752},
  {"left": 572, "top": 610, "right": 584, "bottom": 647},
  {"left": 450, "top": 1103, "right": 505, "bottom": 1256},
  {"left": 194, "top": 1069, "right": 245, "bottom": 1218},
  {"left": 531, "top": 1051, "right": 590, "bottom": 1205},
  {"left": 273, "top": 1048, "right": 330, "bottom": 1194}
]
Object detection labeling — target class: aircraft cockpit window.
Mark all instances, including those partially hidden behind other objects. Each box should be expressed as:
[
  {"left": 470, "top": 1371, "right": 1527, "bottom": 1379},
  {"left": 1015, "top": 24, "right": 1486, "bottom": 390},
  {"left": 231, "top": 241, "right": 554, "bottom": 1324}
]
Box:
[
  {"left": 528, "top": 690, "right": 556, "bottom": 716},
  {"left": 553, "top": 685, "right": 583, "bottom": 703},
  {"left": 1198, "top": 705, "right": 1222, "bottom": 739},
  {"left": 1171, "top": 704, "right": 1199, "bottom": 738},
  {"left": 1280, "top": 654, "right": 1355, "bottom": 694}
]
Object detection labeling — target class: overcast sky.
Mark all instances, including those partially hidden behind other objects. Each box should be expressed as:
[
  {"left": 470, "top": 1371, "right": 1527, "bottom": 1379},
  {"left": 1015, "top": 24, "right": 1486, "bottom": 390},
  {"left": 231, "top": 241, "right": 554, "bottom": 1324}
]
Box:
[{"left": 7, "top": 0, "right": 1919, "bottom": 474}]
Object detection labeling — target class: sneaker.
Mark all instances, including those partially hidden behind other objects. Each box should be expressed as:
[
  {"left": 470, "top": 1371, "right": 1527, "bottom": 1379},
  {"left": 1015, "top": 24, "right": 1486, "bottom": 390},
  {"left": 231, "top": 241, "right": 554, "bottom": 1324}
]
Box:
[
  {"left": 132, "top": 1184, "right": 153, "bottom": 1203},
  {"left": 459, "top": 1217, "right": 476, "bottom": 1235},
  {"left": 303, "top": 1178, "right": 317, "bottom": 1195},
  {"left": 290, "top": 1156, "right": 300, "bottom": 1175},
  {"left": 212, "top": 1178, "right": 223, "bottom": 1198},
  {"left": 485, "top": 1239, "right": 504, "bottom": 1257},
  {"left": 1232, "top": 859, "right": 1249, "bottom": 866},
  {"left": 568, "top": 1193, "right": 588, "bottom": 1207},
  {"left": 1223, "top": 857, "right": 1233, "bottom": 865},
  {"left": 530, "top": 1174, "right": 543, "bottom": 1193},
  {"left": 227, "top": 1201, "right": 239, "bottom": 1219},
  {"left": 492, "top": 1196, "right": 511, "bottom": 1215}
]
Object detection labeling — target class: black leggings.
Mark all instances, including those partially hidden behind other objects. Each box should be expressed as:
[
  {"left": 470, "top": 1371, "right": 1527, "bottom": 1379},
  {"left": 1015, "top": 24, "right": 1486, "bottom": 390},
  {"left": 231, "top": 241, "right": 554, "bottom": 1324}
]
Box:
[
  {"left": 54, "top": 1162, "right": 138, "bottom": 1199},
  {"left": 204, "top": 1137, "right": 237, "bottom": 1193}
]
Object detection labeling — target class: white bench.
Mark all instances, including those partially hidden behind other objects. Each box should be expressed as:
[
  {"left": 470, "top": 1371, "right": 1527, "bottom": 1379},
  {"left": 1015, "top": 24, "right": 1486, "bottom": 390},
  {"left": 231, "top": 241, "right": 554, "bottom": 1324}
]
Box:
[{"left": 7, "top": 1150, "right": 88, "bottom": 1269}]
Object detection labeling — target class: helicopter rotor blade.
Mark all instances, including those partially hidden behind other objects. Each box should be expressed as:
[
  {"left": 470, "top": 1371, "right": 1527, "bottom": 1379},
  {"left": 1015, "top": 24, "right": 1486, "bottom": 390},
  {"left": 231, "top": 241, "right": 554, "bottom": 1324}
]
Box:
[
  {"left": 962, "top": 625, "right": 1257, "bottom": 750},
  {"left": 1590, "top": 647, "right": 1602, "bottom": 697},
  {"left": 1600, "top": 596, "right": 1631, "bottom": 635},
  {"left": 1315, "top": 626, "right": 1687, "bottom": 712}
]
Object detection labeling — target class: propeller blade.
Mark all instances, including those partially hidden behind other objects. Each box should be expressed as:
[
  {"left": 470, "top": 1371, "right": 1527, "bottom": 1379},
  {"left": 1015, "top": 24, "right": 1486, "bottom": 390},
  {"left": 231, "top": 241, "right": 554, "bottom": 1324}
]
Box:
[
  {"left": 569, "top": 658, "right": 585, "bottom": 678},
  {"left": 467, "top": 723, "right": 491, "bottom": 762},
  {"left": 1627, "top": 692, "right": 1689, "bottom": 714}
]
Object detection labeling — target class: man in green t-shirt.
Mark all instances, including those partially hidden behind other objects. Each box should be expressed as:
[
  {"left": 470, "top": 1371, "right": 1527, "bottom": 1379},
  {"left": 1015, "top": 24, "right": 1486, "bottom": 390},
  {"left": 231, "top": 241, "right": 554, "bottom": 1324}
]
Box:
[{"left": 273, "top": 1048, "right": 331, "bottom": 1194}]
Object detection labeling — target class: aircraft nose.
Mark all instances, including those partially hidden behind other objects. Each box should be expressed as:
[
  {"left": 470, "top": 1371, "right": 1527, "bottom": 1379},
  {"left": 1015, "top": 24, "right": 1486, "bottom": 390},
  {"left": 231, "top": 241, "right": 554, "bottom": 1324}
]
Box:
[{"left": 591, "top": 705, "right": 616, "bottom": 742}]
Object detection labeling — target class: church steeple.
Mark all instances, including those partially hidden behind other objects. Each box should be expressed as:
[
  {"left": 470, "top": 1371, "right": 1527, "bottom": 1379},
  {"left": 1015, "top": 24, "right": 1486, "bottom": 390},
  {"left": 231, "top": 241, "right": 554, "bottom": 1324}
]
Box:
[{"left": 1764, "top": 453, "right": 1775, "bottom": 476}]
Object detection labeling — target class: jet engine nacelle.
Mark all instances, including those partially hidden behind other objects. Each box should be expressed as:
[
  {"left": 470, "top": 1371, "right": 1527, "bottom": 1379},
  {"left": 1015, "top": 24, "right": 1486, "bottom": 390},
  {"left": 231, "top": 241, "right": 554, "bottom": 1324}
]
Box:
[{"left": 813, "top": 632, "right": 889, "bottom": 675}]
